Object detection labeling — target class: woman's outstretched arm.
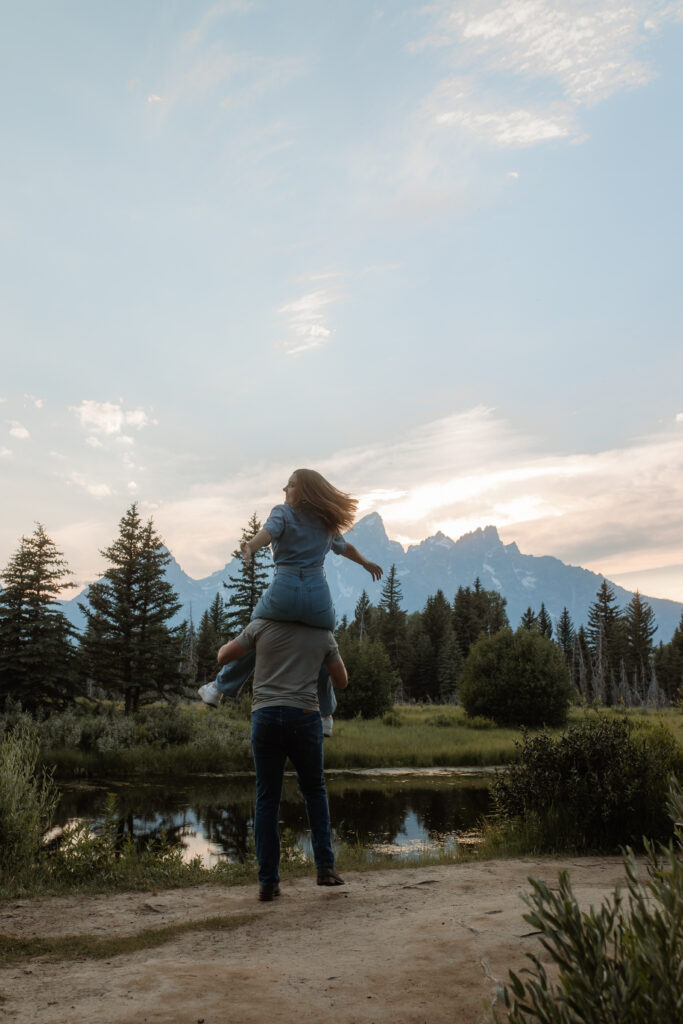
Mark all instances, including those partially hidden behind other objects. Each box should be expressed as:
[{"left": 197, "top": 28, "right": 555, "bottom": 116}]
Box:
[
  {"left": 240, "top": 528, "right": 272, "bottom": 564},
  {"left": 341, "top": 542, "right": 383, "bottom": 581}
]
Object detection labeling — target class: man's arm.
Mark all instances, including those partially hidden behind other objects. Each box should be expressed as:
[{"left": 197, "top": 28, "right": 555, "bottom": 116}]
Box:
[
  {"left": 217, "top": 638, "right": 248, "bottom": 666},
  {"left": 327, "top": 657, "right": 348, "bottom": 690},
  {"left": 341, "top": 542, "right": 383, "bottom": 582}
]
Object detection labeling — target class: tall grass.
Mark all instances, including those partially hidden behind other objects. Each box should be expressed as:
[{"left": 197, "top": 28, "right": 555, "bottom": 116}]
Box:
[
  {"left": 0, "top": 725, "right": 58, "bottom": 883},
  {"left": 2, "top": 701, "right": 681, "bottom": 777}
]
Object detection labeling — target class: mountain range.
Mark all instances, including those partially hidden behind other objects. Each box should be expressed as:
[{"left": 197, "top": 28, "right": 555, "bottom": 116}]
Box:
[{"left": 60, "top": 513, "right": 683, "bottom": 643}]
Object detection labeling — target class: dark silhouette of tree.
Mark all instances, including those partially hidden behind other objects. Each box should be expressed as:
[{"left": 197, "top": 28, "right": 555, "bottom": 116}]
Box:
[
  {"left": 80, "top": 505, "right": 183, "bottom": 714},
  {"left": 223, "top": 513, "right": 270, "bottom": 635},
  {"left": 0, "top": 524, "right": 78, "bottom": 711}
]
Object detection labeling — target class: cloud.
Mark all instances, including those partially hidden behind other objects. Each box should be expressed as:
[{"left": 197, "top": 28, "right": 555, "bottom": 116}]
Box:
[
  {"left": 147, "top": 94, "right": 164, "bottom": 103},
  {"left": 70, "top": 400, "right": 152, "bottom": 436},
  {"left": 435, "top": 102, "right": 572, "bottom": 145},
  {"left": 85, "top": 436, "right": 103, "bottom": 448},
  {"left": 151, "top": 407, "right": 683, "bottom": 588},
  {"left": 69, "top": 472, "right": 113, "bottom": 499},
  {"left": 0, "top": 447, "right": 11, "bottom": 458},
  {"left": 408, "top": 0, "right": 683, "bottom": 154},
  {"left": 184, "top": 1, "right": 255, "bottom": 47},
  {"left": 676, "top": 412, "right": 683, "bottom": 423},
  {"left": 415, "top": 1, "right": 681, "bottom": 104},
  {"left": 278, "top": 289, "right": 336, "bottom": 356},
  {"left": 24, "top": 394, "right": 43, "bottom": 408},
  {"left": 9, "top": 421, "right": 29, "bottom": 440}
]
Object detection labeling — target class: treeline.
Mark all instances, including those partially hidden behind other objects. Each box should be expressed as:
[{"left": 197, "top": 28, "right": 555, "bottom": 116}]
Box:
[{"left": 1, "top": 506, "right": 682, "bottom": 717}]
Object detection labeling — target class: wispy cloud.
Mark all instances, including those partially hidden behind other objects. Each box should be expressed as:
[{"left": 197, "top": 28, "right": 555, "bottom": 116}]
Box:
[
  {"left": 8, "top": 421, "right": 29, "bottom": 440},
  {"left": 0, "top": 447, "right": 11, "bottom": 458},
  {"left": 409, "top": 0, "right": 683, "bottom": 151},
  {"left": 278, "top": 289, "right": 336, "bottom": 356},
  {"left": 24, "top": 393, "right": 43, "bottom": 408},
  {"left": 69, "top": 472, "right": 113, "bottom": 499},
  {"left": 152, "top": 407, "right": 683, "bottom": 588},
  {"left": 70, "top": 400, "right": 153, "bottom": 436},
  {"left": 415, "top": 1, "right": 681, "bottom": 103}
]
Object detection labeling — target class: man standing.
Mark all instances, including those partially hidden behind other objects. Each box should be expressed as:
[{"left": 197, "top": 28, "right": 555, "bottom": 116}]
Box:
[{"left": 217, "top": 619, "right": 348, "bottom": 902}]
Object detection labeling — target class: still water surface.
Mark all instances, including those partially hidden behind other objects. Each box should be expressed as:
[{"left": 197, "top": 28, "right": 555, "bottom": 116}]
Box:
[{"left": 55, "top": 770, "right": 492, "bottom": 865}]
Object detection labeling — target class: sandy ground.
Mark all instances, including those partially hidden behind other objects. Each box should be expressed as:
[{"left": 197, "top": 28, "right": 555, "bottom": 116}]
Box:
[{"left": 0, "top": 857, "right": 629, "bottom": 1024}]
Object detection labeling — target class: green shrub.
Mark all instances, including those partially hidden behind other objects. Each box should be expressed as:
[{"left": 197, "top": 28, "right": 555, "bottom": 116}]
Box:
[
  {"left": 382, "top": 711, "right": 404, "bottom": 727},
  {"left": 79, "top": 711, "right": 138, "bottom": 753},
  {"left": 495, "top": 778, "right": 683, "bottom": 1023},
  {"left": 459, "top": 627, "right": 571, "bottom": 727},
  {"left": 336, "top": 637, "right": 398, "bottom": 719},
  {"left": 0, "top": 724, "right": 58, "bottom": 878},
  {"left": 462, "top": 714, "right": 497, "bottom": 730},
  {"left": 134, "top": 706, "right": 193, "bottom": 746},
  {"left": 429, "top": 711, "right": 459, "bottom": 727},
  {"left": 492, "top": 715, "right": 679, "bottom": 852}
]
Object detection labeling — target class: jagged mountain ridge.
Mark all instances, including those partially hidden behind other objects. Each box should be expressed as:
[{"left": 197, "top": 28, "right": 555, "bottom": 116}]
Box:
[{"left": 61, "top": 512, "right": 683, "bottom": 642}]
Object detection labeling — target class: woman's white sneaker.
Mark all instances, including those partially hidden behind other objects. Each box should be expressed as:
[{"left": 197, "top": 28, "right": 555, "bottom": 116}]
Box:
[{"left": 198, "top": 682, "right": 222, "bottom": 707}]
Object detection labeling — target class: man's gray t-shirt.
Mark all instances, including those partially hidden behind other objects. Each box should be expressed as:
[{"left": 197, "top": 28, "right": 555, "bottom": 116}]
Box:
[{"left": 235, "top": 619, "right": 341, "bottom": 712}]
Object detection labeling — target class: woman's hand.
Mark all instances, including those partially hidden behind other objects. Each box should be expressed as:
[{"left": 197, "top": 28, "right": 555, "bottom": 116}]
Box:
[
  {"left": 240, "top": 539, "right": 252, "bottom": 565},
  {"left": 364, "top": 560, "right": 383, "bottom": 581}
]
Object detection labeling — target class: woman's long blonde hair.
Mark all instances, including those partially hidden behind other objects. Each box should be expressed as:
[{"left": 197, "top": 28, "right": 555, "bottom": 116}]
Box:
[{"left": 293, "top": 468, "right": 357, "bottom": 534}]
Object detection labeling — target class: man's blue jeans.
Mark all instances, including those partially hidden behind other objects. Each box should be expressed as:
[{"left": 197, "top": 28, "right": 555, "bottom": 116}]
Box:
[{"left": 250, "top": 706, "right": 335, "bottom": 886}]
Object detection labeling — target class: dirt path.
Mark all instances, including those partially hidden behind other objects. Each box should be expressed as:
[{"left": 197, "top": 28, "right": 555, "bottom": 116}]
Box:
[{"left": 0, "top": 857, "right": 628, "bottom": 1024}]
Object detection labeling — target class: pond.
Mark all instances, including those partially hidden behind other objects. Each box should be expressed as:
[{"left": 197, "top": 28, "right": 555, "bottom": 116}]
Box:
[{"left": 54, "top": 769, "right": 493, "bottom": 865}]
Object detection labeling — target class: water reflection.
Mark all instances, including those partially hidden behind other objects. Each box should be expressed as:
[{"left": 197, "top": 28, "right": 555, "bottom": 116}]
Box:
[{"left": 54, "top": 771, "right": 491, "bottom": 866}]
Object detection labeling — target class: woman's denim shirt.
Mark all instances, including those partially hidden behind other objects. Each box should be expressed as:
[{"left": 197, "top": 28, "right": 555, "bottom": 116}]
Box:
[{"left": 263, "top": 504, "right": 347, "bottom": 571}]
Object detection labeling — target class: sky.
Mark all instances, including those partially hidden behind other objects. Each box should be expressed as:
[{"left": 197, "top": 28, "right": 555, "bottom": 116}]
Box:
[{"left": 1, "top": 0, "right": 682, "bottom": 604}]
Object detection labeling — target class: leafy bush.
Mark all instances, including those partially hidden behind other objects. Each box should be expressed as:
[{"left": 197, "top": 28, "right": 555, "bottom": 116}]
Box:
[
  {"left": 459, "top": 627, "right": 571, "bottom": 727},
  {"left": 39, "top": 706, "right": 84, "bottom": 749},
  {"left": 429, "top": 711, "right": 459, "bottom": 727},
  {"left": 0, "top": 724, "right": 58, "bottom": 879},
  {"left": 382, "top": 711, "right": 404, "bottom": 727},
  {"left": 336, "top": 637, "right": 398, "bottom": 719},
  {"left": 134, "top": 706, "right": 193, "bottom": 746},
  {"left": 49, "top": 793, "right": 189, "bottom": 885},
  {"left": 78, "top": 711, "right": 138, "bottom": 754},
  {"left": 495, "top": 778, "right": 683, "bottom": 1023},
  {"left": 492, "top": 715, "right": 679, "bottom": 852},
  {"left": 462, "top": 714, "right": 497, "bottom": 730}
]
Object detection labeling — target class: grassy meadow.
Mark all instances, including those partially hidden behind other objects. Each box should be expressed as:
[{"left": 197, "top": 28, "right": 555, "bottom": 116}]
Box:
[{"left": 34, "top": 701, "right": 683, "bottom": 776}]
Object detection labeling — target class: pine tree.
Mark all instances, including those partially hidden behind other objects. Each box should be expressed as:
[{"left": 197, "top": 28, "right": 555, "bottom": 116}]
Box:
[
  {"left": 80, "top": 504, "right": 183, "bottom": 714},
  {"left": 654, "top": 612, "right": 683, "bottom": 701},
  {"left": 353, "top": 590, "right": 372, "bottom": 644},
  {"left": 556, "top": 607, "right": 575, "bottom": 664},
  {"left": 376, "top": 565, "right": 406, "bottom": 675},
  {"left": 520, "top": 607, "right": 538, "bottom": 631},
  {"left": 586, "top": 581, "right": 625, "bottom": 702},
  {"left": 437, "top": 625, "right": 462, "bottom": 702},
  {"left": 452, "top": 579, "right": 508, "bottom": 658},
  {"left": 0, "top": 524, "right": 78, "bottom": 711},
  {"left": 623, "top": 591, "right": 657, "bottom": 680},
  {"left": 177, "top": 616, "right": 198, "bottom": 685},
  {"left": 537, "top": 603, "right": 553, "bottom": 639},
  {"left": 223, "top": 513, "right": 271, "bottom": 636},
  {"left": 195, "top": 609, "right": 218, "bottom": 683}
]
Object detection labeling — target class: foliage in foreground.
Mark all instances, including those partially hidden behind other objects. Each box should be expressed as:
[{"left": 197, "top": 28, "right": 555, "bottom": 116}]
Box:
[
  {"left": 494, "top": 779, "right": 683, "bottom": 1024},
  {"left": 491, "top": 715, "right": 680, "bottom": 853},
  {"left": 0, "top": 724, "right": 58, "bottom": 878},
  {"left": 460, "top": 628, "right": 572, "bottom": 727}
]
